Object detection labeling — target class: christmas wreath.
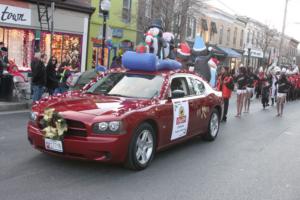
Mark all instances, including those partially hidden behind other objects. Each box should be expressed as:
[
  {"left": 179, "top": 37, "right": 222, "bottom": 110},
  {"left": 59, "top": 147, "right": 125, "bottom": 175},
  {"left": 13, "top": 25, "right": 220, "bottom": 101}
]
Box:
[{"left": 41, "top": 108, "right": 68, "bottom": 140}]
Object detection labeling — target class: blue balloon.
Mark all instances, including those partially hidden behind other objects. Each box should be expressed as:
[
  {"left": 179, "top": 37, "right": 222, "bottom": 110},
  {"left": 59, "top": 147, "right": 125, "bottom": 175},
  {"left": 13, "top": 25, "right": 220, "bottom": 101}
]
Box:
[{"left": 157, "top": 59, "right": 182, "bottom": 70}]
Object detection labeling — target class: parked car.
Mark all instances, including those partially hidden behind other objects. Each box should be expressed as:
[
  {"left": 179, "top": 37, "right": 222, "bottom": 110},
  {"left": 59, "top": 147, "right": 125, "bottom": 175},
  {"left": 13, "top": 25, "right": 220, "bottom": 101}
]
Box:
[
  {"left": 67, "top": 69, "right": 100, "bottom": 91},
  {"left": 28, "top": 55, "right": 223, "bottom": 170}
]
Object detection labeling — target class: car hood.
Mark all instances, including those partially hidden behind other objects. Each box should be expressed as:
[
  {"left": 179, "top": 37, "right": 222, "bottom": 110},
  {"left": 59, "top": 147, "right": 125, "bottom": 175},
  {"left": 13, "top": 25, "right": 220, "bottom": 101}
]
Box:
[{"left": 33, "top": 92, "right": 154, "bottom": 117}]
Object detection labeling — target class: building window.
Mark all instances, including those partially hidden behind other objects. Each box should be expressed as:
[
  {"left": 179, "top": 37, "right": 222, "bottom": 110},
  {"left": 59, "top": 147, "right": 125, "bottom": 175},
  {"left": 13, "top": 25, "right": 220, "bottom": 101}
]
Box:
[
  {"left": 240, "top": 29, "right": 244, "bottom": 47},
  {"left": 233, "top": 27, "right": 237, "bottom": 46},
  {"left": 187, "top": 17, "right": 196, "bottom": 39},
  {"left": 227, "top": 28, "right": 231, "bottom": 45},
  {"left": 219, "top": 25, "right": 223, "bottom": 44},
  {"left": 145, "top": 0, "right": 152, "bottom": 18},
  {"left": 122, "top": 0, "right": 132, "bottom": 23},
  {"left": 201, "top": 19, "right": 208, "bottom": 31},
  {"left": 252, "top": 31, "right": 255, "bottom": 45},
  {"left": 247, "top": 30, "right": 250, "bottom": 43}
]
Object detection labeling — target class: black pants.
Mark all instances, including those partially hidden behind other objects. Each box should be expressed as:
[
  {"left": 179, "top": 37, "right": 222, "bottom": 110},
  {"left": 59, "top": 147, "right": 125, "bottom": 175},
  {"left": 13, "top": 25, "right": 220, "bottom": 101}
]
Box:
[{"left": 223, "top": 98, "right": 229, "bottom": 120}]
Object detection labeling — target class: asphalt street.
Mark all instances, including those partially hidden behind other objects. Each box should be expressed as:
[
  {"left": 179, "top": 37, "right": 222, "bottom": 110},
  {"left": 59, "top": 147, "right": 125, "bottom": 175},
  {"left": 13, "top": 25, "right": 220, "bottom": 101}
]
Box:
[{"left": 1, "top": 98, "right": 300, "bottom": 200}]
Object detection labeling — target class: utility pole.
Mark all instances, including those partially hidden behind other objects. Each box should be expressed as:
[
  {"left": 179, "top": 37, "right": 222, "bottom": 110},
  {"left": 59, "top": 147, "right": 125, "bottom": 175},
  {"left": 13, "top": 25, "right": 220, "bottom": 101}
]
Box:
[{"left": 278, "top": 0, "right": 289, "bottom": 65}]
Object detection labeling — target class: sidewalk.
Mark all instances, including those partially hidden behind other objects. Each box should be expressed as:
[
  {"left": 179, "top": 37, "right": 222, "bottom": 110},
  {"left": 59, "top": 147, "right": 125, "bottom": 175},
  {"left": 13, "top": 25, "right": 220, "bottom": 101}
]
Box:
[{"left": 0, "top": 100, "right": 32, "bottom": 112}]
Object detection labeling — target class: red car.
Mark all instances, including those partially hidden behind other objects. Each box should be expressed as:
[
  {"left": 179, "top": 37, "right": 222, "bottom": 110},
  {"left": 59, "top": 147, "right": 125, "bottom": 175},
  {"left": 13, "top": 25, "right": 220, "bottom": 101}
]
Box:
[{"left": 28, "top": 69, "right": 223, "bottom": 170}]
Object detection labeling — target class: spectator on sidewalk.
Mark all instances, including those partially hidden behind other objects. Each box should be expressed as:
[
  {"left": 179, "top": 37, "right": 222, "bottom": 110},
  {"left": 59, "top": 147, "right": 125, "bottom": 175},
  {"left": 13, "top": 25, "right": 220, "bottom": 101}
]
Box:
[
  {"left": 55, "top": 64, "right": 71, "bottom": 94},
  {"left": 217, "top": 66, "right": 234, "bottom": 122},
  {"left": 0, "top": 49, "right": 6, "bottom": 76},
  {"left": 46, "top": 56, "right": 59, "bottom": 95},
  {"left": 31, "top": 52, "right": 47, "bottom": 102}
]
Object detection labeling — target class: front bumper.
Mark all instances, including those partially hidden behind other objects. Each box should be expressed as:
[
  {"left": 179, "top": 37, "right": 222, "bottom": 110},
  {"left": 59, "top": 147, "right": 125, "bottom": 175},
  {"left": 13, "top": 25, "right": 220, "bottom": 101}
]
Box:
[{"left": 27, "top": 122, "right": 129, "bottom": 163}]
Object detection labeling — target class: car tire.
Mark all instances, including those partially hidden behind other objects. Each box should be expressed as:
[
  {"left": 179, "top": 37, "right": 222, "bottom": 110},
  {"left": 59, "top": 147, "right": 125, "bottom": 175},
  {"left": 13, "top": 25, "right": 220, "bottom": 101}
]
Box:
[
  {"left": 125, "top": 123, "right": 156, "bottom": 170},
  {"left": 203, "top": 109, "right": 220, "bottom": 141}
]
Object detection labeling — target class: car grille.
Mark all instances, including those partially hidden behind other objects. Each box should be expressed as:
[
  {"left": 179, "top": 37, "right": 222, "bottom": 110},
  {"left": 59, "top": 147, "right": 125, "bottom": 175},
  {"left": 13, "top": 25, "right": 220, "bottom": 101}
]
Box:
[
  {"left": 38, "top": 118, "right": 87, "bottom": 137},
  {"left": 65, "top": 119, "right": 87, "bottom": 137}
]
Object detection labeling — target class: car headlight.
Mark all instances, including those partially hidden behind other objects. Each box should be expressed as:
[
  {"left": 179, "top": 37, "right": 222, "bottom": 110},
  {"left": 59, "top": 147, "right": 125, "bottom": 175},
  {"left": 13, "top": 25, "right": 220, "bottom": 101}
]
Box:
[
  {"left": 98, "top": 122, "right": 109, "bottom": 131},
  {"left": 93, "top": 121, "right": 123, "bottom": 134},
  {"left": 29, "top": 112, "right": 38, "bottom": 121},
  {"left": 109, "top": 121, "right": 120, "bottom": 132}
]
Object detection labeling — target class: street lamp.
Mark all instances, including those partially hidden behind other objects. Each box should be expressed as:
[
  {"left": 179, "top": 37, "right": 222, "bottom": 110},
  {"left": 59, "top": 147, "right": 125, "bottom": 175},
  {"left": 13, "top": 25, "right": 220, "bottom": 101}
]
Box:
[{"left": 100, "top": 0, "right": 111, "bottom": 66}]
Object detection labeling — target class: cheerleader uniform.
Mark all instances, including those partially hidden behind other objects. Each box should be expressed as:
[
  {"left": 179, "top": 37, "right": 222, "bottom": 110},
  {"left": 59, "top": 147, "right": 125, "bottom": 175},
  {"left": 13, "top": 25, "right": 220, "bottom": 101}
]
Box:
[{"left": 235, "top": 74, "right": 248, "bottom": 94}]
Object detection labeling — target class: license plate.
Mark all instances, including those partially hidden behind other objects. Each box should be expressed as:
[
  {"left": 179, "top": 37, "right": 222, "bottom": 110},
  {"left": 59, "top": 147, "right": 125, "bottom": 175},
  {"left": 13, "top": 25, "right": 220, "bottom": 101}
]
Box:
[{"left": 45, "top": 138, "right": 63, "bottom": 153}]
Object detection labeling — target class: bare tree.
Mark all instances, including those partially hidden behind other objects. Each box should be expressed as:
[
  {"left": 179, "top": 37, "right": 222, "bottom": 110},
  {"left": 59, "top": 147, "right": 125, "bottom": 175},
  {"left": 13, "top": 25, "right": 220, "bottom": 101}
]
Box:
[
  {"left": 256, "top": 25, "right": 278, "bottom": 59},
  {"left": 172, "top": 0, "right": 207, "bottom": 42},
  {"left": 137, "top": 0, "right": 207, "bottom": 43}
]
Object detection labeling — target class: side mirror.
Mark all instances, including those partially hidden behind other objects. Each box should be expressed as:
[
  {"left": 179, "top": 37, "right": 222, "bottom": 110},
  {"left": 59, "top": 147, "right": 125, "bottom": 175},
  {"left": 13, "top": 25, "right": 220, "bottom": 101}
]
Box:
[{"left": 171, "top": 90, "right": 185, "bottom": 99}]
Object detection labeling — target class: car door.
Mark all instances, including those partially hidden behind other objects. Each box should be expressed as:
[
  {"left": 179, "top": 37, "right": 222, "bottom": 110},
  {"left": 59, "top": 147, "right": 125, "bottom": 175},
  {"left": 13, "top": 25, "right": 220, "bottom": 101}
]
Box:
[
  {"left": 166, "top": 75, "right": 197, "bottom": 142},
  {"left": 188, "top": 76, "right": 210, "bottom": 133}
]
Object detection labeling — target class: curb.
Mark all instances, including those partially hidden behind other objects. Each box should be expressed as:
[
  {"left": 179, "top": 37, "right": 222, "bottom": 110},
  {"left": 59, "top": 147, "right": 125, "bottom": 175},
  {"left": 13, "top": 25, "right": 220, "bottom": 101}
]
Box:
[{"left": 0, "top": 102, "right": 31, "bottom": 112}]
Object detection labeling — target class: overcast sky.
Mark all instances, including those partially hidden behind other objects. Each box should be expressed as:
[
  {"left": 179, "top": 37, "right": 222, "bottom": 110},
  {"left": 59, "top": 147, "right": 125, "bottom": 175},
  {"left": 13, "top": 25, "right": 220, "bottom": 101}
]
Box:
[{"left": 208, "top": 0, "right": 300, "bottom": 42}]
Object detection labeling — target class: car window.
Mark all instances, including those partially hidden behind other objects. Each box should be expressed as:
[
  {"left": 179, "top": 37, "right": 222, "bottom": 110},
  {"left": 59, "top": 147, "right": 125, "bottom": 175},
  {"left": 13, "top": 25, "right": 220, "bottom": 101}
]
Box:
[
  {"left": 189, "top": 77, "right": 206, "bottom": 95},
  {"left": 187, "top": 78, "right": 196, "bottom": 95},
  {"left": 87, "top": 73, "right": 164, "bottom": 99},
  {"left": 170, "top": 77, "right": 190, "bottom": 97}
]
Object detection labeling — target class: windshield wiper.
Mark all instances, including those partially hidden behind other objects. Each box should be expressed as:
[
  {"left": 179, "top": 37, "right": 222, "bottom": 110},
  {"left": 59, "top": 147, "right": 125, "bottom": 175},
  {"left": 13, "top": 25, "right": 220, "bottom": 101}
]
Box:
[
  {"left": 106, "top": 94, "right": 133, "bottom": 98},
  {"left": 84, "top": 91, "right": 96, "bottom": 95}
]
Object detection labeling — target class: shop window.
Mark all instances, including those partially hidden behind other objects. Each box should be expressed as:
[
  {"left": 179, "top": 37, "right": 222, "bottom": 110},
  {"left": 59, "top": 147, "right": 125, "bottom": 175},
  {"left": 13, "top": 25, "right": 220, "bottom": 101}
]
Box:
[
  {"left": 40, "top": 33, "right": 82, "bottom": 71},
  {"left": 122, "top": 0, "right": 131, "bottom": 23},
  {"left": 0, "top": 27, "right": 34, "bottom": 70},
  {"left": 92, "top": 46, "right": 109, "bottom": 68}
]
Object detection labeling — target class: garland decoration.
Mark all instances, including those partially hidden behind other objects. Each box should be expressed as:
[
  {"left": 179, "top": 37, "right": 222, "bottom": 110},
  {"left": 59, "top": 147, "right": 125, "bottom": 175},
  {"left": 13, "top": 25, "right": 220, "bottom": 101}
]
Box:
[{"left": 41, "top": 108, "right": 68, "bottom": 140}]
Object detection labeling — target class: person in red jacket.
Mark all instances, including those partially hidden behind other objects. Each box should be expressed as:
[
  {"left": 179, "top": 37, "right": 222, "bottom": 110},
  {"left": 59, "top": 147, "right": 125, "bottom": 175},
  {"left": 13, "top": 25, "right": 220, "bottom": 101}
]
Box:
[{"left": 217, "top": 66, "right": 234, "bottom": 122}]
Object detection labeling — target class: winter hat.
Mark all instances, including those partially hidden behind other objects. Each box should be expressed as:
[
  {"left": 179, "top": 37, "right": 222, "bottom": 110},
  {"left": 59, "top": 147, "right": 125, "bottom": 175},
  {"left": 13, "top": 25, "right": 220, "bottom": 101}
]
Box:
[
  {"left": 148, "top": 19, "right": 164, "bottom": 31},
  {"left": 193, "top": 35, "right": 206, "bottom": 53},
  {"left": 162, "top": 32, "right": 175, "bottom": 43},
  {"left": 136, "top": 43, "right": 148, "bottom": 53},
  {"left": 1, "top": 47, "right": 7, "bottom": 52},
  {"left": 281, "top": 67, "right": 287, "bottom": 74},
  {"left": 208, "top": 58, "right": 219, "bottom": 69},
  {"left": 177, "top": 42, "right": 191, "bottom": 60}
]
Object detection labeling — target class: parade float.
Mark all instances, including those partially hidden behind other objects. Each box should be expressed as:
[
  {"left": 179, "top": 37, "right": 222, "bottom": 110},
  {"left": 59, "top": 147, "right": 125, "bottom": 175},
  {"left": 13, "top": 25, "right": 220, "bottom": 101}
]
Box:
[{"left": 27, "top": 19, "right": 223, "bottom": 170}]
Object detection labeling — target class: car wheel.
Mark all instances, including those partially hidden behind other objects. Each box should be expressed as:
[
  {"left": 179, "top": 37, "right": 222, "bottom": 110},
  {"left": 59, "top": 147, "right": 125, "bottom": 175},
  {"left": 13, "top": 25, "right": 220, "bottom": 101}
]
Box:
[
  {"left": 203, "top": 109, "right": 220, "bottom": 141},
  {"left": 125, "top": 123, "right": 156, "bottom": 170}
]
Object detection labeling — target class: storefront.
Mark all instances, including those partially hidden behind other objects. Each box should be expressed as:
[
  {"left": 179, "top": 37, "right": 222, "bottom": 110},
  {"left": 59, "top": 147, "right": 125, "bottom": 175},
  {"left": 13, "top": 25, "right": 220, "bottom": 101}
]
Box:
[
  {"left": 0, "top": 0, "right": 93, "bottom": 72},
  {"left": 243, "top": 49, "right": 264, "bottom": 70}
]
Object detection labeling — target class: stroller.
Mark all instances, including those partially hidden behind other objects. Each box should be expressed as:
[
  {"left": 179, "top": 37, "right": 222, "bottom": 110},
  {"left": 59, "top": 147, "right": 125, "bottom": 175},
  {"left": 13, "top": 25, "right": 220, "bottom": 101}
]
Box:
[
  {"left": 13, "top": 76, "right": 31, "bottom": 101},
  {"left": 8, "top": 62, "right": 31, "bottom": 101}
]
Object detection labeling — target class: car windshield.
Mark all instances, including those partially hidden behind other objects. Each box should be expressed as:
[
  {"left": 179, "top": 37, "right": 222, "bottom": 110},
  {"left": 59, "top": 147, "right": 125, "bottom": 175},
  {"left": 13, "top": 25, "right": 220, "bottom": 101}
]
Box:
[
  {"left": 86, "top": 73, "right": 164, "bottom": 99},
  {"left": 72, "top": 70, "right": 98, "bottom": 90}
]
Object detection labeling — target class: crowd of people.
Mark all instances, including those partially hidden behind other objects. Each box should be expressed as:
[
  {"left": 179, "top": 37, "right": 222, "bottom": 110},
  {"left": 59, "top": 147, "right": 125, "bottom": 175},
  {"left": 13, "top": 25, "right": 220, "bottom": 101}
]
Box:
[
  {"left": 31, "top": 52, "right": 72, "bottom": 102},
  {"left": 217, "top": 64, "right": 300, "bottom": 121}
]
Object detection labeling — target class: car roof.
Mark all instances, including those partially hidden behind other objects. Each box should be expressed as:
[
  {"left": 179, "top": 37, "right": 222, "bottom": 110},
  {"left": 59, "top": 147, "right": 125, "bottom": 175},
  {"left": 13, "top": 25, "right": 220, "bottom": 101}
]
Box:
[{"left": 107, "top": 67, "right": 202, "bottom": 77}]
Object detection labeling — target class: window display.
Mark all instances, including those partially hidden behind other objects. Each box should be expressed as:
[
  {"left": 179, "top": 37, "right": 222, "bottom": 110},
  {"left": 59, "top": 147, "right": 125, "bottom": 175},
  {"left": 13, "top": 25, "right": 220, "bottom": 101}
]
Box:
[
  {"left": 0, "top": 27, "right": 34, "bottom": 71},
  {"left": 41, "top": 33, "right": 82, "bottom": 71}
]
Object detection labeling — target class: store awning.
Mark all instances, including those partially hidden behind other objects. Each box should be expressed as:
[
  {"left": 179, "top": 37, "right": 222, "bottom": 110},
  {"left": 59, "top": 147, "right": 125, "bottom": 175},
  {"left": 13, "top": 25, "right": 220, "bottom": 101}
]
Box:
[
  {"left": 218, "top": 47, "right": 242, "bottom": 58},
  {"left": 209, "top": 45, "right": 227, "bottom": 57}
]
